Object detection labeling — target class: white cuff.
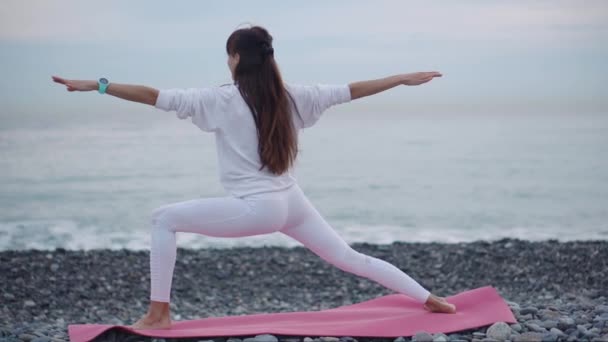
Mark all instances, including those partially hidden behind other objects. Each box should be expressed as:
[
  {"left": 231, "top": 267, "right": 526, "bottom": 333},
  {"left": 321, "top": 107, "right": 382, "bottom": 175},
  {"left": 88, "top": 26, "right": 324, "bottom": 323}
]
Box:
[
  {"left": 337, "top": 84, "right": 352, "bottom": 103},
  {"left": 154, "top": 89, "right": 174, "bottom": 111}
]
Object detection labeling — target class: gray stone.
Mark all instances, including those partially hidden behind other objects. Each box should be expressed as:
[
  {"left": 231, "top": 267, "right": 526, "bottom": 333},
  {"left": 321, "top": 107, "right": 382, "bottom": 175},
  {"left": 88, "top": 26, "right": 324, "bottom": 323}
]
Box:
[
  {"left": 507, "top": 301, "right": 521, "bottom": 311},
  {"left": 473, "top": 332, "right": 487, "bottom": 338},
  {"left": 540, "top": 332, "right": 558, "bottom": 342},
  {"left": 18, "top": 334, "right": 38, "bottom": 342},
  {"left": 413, "top": 332, "right": 433, "bottom": 342},
  {"left": 595, "top": 313, "right": 608, "bottom": 321},
  {"left": 320, "top": 338, "right": 339, "bottom": 342},
  {"left": 339, "top": 338, "right": 357, "bottom": 342},
  {"left": 510, "top": 323, "right": 523, "bottom": 332},
  {"left": 514, "top": 332, "right": 544, "bottom": 342},
  {"left": 254, "top": 335, "right": 279, "bottom": 342},
  {"left": 245, "top": 336, "right": 278, "bottom": 342},
  {"left": 577, "top": 324, "right": 588, "bottom": 334},
  {"left": 23, "top": 300, "right": 36, "bottom": 307},
  {"left": 447, "top": 334, "right": 465, "bottom": 342},
  {"left": 432, "top": 333, "right": 448, "bottom": 342},
  {"left": 595, "top": 305, "right": 608, "bottom": 314},
  {"left": 304, "top": 338, "right": 314, "bottom": 342},
  {"left": 227, "top": 339, "right": 243, "bottom": 342},
  {"left": 585, "top": 328, "right": 601, "bottom": 338},
  {"left": 393, "top": 338, "right": 406, "bottom": 342},
  {"left": 525, "top": 323, "right": 547, "bottom": 333},
  {"left": 549, "top": 328, "right": 565, "bottom": 336},
  {"left": 481, "top": 339, "right": 499, "bottom": 342},
  {"left": 594, "top": 320, "right": 606, "bottom": 330},
  {"left": 487, "top": 322, "right": 512, "bottom": 341},
  {"left": 541, "top": 320, "right": 558, "bottom": 329},
  {"left": 590, "top": 334, "right": 608, "bottom": 342},
  {"left": 31, "top": 338, "right": 51, "bottom": 342},
  {"left": 558, "top": 317, "right": 575, "bottom": 329},
  {"left": 520, "top": 307, "right": 539, "bottom": 316}
]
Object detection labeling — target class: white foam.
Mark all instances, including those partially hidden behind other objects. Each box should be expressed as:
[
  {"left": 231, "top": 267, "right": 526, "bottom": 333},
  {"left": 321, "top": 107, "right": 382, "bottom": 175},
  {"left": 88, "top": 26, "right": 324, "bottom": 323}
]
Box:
[{"left": 0, "top": 220, "right": 606, "bottom": 251}]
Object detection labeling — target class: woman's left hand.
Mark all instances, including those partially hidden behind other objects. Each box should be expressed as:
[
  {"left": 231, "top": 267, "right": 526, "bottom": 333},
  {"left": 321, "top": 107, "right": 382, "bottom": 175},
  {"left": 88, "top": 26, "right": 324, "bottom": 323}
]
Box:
[{"left": 52, "top": 76, "right": 97, "bottom": 92}]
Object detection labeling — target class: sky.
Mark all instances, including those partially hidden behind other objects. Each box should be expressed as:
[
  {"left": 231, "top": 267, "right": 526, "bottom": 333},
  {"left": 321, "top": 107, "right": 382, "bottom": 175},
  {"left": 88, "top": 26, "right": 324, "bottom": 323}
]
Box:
[{"left": 1, "top": 0, "right": 607, "bottom": 127}]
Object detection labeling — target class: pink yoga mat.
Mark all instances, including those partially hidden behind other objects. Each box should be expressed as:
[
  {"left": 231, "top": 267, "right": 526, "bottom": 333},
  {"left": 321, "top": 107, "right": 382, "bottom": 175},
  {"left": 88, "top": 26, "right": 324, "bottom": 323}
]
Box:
[{"left": 68, "top": 285, "right": 516, "bottom": 342}]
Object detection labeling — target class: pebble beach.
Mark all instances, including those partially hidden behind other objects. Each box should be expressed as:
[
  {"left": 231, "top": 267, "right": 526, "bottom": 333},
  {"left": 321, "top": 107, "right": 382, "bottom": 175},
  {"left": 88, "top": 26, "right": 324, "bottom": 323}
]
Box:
[{"left": 1, "top": 238, "right": 607, "bottom": 342}]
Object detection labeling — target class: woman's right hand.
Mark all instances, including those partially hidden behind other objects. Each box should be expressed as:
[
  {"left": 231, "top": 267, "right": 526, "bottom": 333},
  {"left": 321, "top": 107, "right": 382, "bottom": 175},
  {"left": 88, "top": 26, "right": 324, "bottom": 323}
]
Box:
[
  {"left": 402, "top": 72, "right": 442, "bottom": 86},
  {"left": 52, "top": 76, "right": 97, "bottom": 92}
]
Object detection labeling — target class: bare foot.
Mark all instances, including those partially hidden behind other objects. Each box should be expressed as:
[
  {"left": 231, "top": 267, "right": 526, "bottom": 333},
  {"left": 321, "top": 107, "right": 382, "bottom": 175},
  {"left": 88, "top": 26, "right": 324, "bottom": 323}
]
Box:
[
  {"left": 129, "top": 314, "right": 172, "bottom": 330},
  {"left": 423, "top": 293, "right": 457, "bottom": 313}
]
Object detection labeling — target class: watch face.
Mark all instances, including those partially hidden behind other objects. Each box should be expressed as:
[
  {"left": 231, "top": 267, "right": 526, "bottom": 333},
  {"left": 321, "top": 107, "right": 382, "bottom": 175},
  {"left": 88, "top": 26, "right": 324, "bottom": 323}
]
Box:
[{"left": 99, "top": 78, "right": 108, "bottom": 84}]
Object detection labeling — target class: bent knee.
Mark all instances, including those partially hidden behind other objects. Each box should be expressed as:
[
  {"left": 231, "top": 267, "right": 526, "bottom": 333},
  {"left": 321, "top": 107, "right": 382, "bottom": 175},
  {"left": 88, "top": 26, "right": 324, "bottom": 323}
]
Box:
[{"left": 150, "top": 205, "right": 175, "bottom": 229}]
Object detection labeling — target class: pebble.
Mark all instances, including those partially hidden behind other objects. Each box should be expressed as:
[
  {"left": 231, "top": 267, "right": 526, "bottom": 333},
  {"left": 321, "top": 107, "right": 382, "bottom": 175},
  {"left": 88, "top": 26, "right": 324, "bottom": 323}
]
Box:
[
  {"left": 558, "top": 316, "right": 576, "bottom": 329},
  {"left": 432, "top": 333, "right": 448, "bottom": 342},
  {"left": 510, "top": 323, "right": 523, "bottom": 333},
  {"left": 320, "top": 338, "right": 340, "bottom": 342},
  {"left": 246, "top": 335, "right": 278, "bottom": 342},
  {"left": 486, "top": 322, "right": 512, "bottom": 340},
  {"left": 541, "top": 320, "right": 558, "bottom": 329},
  {"left": 413, "top": 331, "right": 433, "bottom": 342},
  {"left": 525, "top": 322, "right": 546, "bottom": 333},
  {"left": 520, "top": 307, "right": 538, "bottom": 316},
  {"left": 507, "top": 301, "right": 521, "bottom": 311},
  {"left": 514, "top": 332, "right": 544, "bottom": 342},
  {"left": 1, "top": 239, "right": 606, "bottom": 342},
  {"left": 541, "top": 332, "right": 559, "bottom": 342},
  {"left": 339, "top": 338, "right": 357, "bottom": 342}
]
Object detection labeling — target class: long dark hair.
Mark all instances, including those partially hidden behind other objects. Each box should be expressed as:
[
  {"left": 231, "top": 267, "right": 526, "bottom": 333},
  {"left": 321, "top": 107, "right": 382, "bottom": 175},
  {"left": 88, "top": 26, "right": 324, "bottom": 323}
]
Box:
[{"left": 226, "top": 25, "right": 298, "bottom": 175}]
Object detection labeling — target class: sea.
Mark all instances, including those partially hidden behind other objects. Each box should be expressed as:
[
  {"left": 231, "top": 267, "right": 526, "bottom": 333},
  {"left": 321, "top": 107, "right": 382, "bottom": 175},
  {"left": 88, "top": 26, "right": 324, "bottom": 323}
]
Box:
[{"left": 1, "top": 111, "right": 607, "bottom": 251}]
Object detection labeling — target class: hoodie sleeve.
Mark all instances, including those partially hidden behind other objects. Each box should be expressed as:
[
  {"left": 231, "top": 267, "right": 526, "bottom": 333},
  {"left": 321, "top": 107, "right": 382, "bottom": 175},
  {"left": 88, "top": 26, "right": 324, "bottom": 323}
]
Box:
[
  {"left": 155, "top": 87, "right": 220, "bottom": 132},
  {"left": 285, "top": 84, "right": 351, "bottom": 129}
]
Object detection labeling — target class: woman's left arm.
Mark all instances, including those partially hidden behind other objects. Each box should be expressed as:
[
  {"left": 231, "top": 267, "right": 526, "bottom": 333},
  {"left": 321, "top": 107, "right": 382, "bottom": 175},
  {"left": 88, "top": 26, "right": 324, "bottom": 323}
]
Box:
[{"left": 51, "top": 76, "right": 159, "bottom": 106}]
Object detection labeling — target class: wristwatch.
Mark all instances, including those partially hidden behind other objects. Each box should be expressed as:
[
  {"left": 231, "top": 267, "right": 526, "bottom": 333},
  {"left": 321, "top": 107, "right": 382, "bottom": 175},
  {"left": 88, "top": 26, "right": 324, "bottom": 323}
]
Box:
[{"left": 97, "top": 78, "right": 109, "bottom": 94}]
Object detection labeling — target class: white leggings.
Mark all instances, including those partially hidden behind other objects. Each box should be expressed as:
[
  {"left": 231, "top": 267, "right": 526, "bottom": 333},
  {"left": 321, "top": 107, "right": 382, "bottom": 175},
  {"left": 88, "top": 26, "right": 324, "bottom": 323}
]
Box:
[{"left": 149, "top": 183, "right": 431, "bottom": 304}]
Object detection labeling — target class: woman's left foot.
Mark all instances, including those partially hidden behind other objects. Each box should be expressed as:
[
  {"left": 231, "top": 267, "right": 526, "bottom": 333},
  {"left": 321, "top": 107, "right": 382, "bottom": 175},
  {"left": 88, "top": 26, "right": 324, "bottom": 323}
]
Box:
[{"left": 129, "top": 314, "right": 172, "bottom": 330}]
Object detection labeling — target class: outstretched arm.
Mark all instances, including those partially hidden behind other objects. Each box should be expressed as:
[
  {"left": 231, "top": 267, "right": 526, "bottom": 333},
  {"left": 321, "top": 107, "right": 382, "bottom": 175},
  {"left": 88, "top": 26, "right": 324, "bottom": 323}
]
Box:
[
  {"left": 51, "top": 76, "right": 159, "bottom": 106},
  {"left": 348, "top": 71, "right": 442, "bottom": 100}
]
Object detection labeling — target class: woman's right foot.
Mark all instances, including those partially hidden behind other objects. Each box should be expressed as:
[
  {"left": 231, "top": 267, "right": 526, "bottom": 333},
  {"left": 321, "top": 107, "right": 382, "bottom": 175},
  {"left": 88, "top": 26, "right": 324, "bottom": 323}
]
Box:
[{"left": 423, "top": 293, "right": 457, "bottom": 313}]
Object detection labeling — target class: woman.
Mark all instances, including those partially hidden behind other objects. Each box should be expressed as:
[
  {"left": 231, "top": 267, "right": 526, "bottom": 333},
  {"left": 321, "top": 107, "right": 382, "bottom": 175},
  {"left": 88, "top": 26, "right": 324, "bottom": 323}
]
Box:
[{"left": 52, "top": 25, "right": 454, "bottom": 330}]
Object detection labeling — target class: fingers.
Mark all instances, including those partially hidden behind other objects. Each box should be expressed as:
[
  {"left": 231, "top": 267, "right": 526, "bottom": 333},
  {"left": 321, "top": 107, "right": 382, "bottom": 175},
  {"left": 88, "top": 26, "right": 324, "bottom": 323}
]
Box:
[
  {"left": 423, "top": 71, "right": 442, "bottom": 83},
  {"left": 51, "top": 75, "right": 68, "bottom": 85},
  {"left": 423, "top": 71, "right": 442, "bottom": 79},
  {"left": 52, "top": 75, "right": 77, "bottom": 91}
]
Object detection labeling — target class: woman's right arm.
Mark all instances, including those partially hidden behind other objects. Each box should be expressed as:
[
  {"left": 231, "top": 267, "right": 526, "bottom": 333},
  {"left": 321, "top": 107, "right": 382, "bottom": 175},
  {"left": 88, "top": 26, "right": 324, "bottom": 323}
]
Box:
[
  {"left": 348, "top": 71, "right": 442, "bottom": 100},
  {"left": 52, "top": 76, "right": 159, "bottom": 106}
]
